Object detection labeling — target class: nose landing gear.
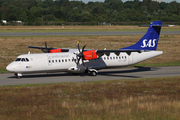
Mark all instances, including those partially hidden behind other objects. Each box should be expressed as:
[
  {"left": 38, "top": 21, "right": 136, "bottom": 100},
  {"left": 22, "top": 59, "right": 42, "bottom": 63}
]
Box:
[{"left": 15, "top": 73, "right": 22, "bottom": 79}]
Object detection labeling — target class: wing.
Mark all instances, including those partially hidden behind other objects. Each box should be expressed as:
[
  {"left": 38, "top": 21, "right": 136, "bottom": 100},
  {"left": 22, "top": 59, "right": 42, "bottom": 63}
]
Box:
[{"left": 28, "top": 46, "right": 69, "bottom": 53}]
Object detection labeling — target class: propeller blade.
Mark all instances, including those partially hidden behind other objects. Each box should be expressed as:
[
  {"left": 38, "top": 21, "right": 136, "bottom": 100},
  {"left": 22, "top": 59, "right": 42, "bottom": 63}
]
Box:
[
  {"left": 77, "top": 41, "right": 80, "bottom": 53},
  {"left": 81, "top": 57, "right": 86, "bottom": 69},
  {"left": 77, "top": 57, "right": 81, "bottom": 65},
  {"left": 82, "top": 44, "right": 87, "bottom": 52},
  {"left": 45, "top": 41, "right": 47, "bottom": 48},
  {"left": 45, "top": 41, "right": 48, "bottom": 53}
]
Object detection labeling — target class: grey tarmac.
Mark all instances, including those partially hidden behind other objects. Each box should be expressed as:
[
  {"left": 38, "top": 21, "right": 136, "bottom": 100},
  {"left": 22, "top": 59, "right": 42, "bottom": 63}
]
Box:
[
  {"left": 0, "top": 31, "right": 179, "bottom": 36},
  {"left": 0, "top": 66, "right": 180, "bottom": 86}
]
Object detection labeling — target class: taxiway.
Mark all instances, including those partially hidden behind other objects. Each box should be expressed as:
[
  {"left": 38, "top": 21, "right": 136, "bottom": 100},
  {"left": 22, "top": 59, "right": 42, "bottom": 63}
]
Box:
[
  {"left": 0, "top": 66, "right": 180, "bottom": 86},
  {"left": 0, "top": 31, "right": 179, "bottom": 36}
]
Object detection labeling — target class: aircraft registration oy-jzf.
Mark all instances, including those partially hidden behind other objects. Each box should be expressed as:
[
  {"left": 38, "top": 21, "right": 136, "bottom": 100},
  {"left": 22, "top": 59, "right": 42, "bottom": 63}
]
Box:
[{"left": 6, "top": 21, "right": 163, "bottom": 78}]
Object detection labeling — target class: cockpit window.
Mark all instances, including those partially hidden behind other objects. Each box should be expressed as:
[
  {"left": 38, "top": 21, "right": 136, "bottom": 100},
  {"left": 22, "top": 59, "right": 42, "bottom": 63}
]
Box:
[
  {"left": 15, "top": 58, "right": 21, "bottom": 61},
  {"left": 21, "top": 58, "right": 25, "bottom": 61},
  {"left": 26, "top": 58, "right": 29, "bottom": 61},
  {"left": 15, "top": 58, "right": 30, "bottom": 62}
]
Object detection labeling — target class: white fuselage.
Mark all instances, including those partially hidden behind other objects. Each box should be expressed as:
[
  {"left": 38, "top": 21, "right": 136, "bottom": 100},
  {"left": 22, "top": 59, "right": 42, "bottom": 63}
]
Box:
[{"left": 6, "top": 51, "right": 163, "bottom": 74}]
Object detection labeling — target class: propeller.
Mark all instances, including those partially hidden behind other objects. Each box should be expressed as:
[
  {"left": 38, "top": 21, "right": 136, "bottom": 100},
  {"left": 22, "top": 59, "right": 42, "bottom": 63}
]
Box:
[
  {"left": 74, "top": 41, "right": 87, "bottom": 69},
  {"left": 43, "top": 41, "right": 52, "bottom": 53},
  {"left": 40, "top": 41, "right": 48, "bottom": 53}
]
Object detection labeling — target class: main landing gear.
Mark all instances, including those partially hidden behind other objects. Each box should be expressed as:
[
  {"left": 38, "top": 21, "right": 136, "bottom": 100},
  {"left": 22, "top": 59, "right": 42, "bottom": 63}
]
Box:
[{"left": 88, "top": 69, "right": 98, "bottom": 76}]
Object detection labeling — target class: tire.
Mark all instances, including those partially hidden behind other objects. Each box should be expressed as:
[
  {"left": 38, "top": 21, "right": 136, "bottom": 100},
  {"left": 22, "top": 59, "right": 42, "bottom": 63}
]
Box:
[
  {"left": 17, "top": 76, "right": 21, "bottom": 79},
  {"left": 90, "top": 71, "right": 97, "bottom": 76}
]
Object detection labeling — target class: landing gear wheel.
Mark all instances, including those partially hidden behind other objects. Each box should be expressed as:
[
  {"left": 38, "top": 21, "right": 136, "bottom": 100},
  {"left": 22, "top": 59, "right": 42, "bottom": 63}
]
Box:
[
  {"left": 90, "top": 71, "right": 97, "bottom": 76},
  {"left": 16, "top": 73, "right": 22, "bottom": 79}
]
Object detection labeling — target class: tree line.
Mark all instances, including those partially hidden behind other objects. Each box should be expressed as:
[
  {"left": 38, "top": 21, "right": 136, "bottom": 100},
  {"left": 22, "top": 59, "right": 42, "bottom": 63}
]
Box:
[{"left": 0, "top": 0, "right": 180, "bottom": 25}]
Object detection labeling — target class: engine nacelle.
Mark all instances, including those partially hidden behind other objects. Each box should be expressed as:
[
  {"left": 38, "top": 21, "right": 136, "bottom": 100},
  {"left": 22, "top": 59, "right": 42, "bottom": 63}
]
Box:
[
  {"left": 83, "top": 50, "right": 98, "bottom": 60},
  {"left": 50, "top": 49, "right": 63, "bottom": 53},
  {"left": 50, "top": 49, "right": 69, "bottom": 53}
]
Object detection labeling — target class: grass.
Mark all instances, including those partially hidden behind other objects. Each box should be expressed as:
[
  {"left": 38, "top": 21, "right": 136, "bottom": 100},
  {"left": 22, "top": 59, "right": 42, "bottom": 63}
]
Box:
[
  {"left": 0, "top": 69, "right": 7, "bottom": 73},
  {"left": 0, "top": 25, "right": 180, "bottom": 33},
  {"left": 0, "top": 77, "right": 180, "bottom": 119}
]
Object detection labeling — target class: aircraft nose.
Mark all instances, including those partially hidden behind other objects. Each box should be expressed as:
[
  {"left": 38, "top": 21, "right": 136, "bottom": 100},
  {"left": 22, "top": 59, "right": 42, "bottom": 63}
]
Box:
[{"left": 6, "top": 63, "right": 15, "bottom": 72}]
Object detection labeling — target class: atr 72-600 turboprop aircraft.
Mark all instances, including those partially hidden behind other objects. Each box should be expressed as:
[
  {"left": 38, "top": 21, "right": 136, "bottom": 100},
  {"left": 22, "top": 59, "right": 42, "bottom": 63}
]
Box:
[{"left": 6, "top": 21, "right": 163, "bottom": 78}]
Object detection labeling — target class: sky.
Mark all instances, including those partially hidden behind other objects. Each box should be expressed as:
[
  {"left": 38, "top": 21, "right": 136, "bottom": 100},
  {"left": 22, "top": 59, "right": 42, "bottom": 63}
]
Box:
[{"left": 75, "top": 0, "right": 180, "bottom": 4}]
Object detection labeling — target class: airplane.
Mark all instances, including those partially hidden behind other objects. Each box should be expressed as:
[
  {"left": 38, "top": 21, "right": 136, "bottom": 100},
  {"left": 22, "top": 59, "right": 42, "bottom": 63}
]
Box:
[{"left": 6, "top": 21, "right": 163, "bottom": 78}]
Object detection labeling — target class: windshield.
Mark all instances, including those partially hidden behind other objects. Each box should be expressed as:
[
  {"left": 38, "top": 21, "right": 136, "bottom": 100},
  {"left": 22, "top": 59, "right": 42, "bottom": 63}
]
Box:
[
  {"left": 15, "top": 58, "right": 21, "bottom": 61},
  {"left": 15, "top": 58, "right": 30, "bottom": 62}
]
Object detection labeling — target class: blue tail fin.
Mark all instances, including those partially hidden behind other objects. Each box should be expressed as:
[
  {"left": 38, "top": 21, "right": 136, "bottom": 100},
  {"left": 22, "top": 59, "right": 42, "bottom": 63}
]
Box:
[{"left": 120, "top": 21, "right": 162, "bottom": 51}]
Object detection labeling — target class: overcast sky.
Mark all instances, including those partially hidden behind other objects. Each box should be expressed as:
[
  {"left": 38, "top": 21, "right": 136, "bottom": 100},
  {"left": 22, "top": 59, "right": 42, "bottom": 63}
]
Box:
[{"left": 75, "top": 0, "right": 179, "bottom": 4}]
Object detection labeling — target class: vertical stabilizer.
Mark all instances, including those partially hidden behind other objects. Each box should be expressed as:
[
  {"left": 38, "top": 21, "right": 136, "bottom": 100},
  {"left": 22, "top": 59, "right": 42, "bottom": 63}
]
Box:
[{"left": 121, "top": 21, "right": 162, "bottom": 51}]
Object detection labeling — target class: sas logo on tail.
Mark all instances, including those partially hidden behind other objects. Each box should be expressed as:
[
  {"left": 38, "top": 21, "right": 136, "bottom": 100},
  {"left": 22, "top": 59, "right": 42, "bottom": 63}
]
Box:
[{"left": 141, "top": 39, "right": 157, "bottom": 48}]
